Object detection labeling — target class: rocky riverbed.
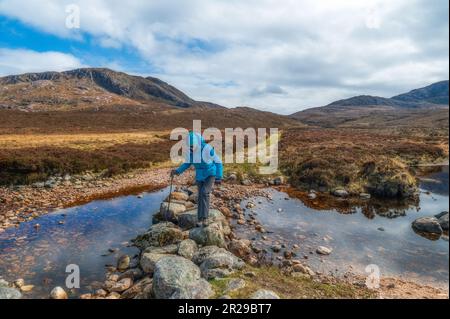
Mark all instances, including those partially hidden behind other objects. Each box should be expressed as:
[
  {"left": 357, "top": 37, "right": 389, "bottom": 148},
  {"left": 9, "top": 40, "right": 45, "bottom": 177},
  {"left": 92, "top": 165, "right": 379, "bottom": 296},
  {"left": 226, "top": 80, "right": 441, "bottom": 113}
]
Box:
[
  {"left": 0, "top": 168, "right": 194, "bottom": 232},
  {"left": 1, "top": 168, "right": 448, "bottom": 299},
  {"left": 43, "top": 183, "right": 449, "bottom": 299}
]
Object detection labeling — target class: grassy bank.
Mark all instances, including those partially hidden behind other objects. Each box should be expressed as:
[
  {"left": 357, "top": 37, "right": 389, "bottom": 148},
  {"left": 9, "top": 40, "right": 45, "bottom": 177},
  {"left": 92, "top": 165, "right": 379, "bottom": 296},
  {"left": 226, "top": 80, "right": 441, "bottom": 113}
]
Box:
[
  {"left": 209, "top": 266, "right": 375, "bottom": 299},
  {"left": 0, "top": 132, "right": 173, "bottom": 185},
  {"left": 0, "top": 127, "right": 448, "bottom": 195},
  {"left": 279, "top": 127, "right": 448, "bottom": 198}
]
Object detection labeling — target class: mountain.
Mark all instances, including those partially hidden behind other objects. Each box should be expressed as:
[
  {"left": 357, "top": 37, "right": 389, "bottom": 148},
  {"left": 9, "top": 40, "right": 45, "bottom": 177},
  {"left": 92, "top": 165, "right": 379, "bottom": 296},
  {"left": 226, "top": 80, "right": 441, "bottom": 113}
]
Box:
[
  {"left": 325, "top": 81, "right": 449, "bottom": 109},
  {"left": 327, "top": 95, "right": 406, "bottom": 108},
  {"left": 0, "top": 68, "right": 224, "bottom": 110},
  {"left": 0, "top": 68, "right": 302, "bottom": 133},
  {"left": 391, "top": 80, "right": 449, "bottom": 105},
  {"left": 291, "top": 81, "right": 449, "bottom": 128}
]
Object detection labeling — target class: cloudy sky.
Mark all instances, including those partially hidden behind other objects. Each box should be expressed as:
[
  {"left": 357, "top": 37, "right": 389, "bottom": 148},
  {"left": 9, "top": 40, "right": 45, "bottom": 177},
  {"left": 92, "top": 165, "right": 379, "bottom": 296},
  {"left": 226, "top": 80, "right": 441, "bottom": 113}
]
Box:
[{"left": 0, "top": 0, "right": 448, "bottom": 114}]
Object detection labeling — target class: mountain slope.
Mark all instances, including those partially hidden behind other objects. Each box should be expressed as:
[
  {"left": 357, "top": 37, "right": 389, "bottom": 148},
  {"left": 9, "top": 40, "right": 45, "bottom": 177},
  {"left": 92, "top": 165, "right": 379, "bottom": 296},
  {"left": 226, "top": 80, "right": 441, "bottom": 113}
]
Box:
[
  {"left": 0, "top": 68, "right": 303, "bottom": 133},
  {"left": 327, "top": 95, "right": 405, "bottom": 108},
  {"left": 0, "top": 68, "right": 224, "bottom": 110},
  {"left": 291, "top": 81, "right": 449, "bottom": 128},
  {"left": 392, "top": 80, "right": 449, "bottom": 105}
]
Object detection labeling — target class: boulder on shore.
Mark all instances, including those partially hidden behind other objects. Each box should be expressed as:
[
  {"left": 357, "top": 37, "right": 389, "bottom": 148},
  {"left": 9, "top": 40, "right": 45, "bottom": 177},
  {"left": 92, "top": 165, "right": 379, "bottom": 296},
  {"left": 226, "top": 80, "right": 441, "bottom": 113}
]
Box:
[
  {"left": 50, "top": 286, "right": 68, "bottom": 299},
  {"left": 117, "top": 255, "right": 130, "bottom": 272},
  {"left": 0, "top": 280, "right": 22, "bottom": 299},
  {"left": 332, "top": 189, "right": 349, "bottom": 198},
  {"left": 140, "top": 252, "right": 172, "bottom": 275},
  {"left": 177, "top": 239, "right": 198, "bottom": 260},
  {"left": 250, "top": 289, "right": 280, "bottom": 299},
  {"left": 192, "top": 246, "right": 245, "bottom": 280},
  {"left": 228, "top": 239, "right": 252, "bottom": 259},
  {"left": 152, "top": 256, "right": 213, "bottom": 299},
  {"left": 189, "top": 222, "right": 227, "bottom": 248}
]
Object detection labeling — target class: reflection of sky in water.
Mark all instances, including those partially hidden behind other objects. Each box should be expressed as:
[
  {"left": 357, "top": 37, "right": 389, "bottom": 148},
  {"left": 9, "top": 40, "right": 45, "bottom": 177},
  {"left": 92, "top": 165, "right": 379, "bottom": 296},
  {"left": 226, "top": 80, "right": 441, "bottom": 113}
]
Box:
[
  {"left": 420, "top": 166, "right": 449, "bottom": 196},
  {"left": 238, "top": 167, "right": 449, "bottom": 289},
  {"left": 0, "top": 187, "right": 169, "bottom": 299}
]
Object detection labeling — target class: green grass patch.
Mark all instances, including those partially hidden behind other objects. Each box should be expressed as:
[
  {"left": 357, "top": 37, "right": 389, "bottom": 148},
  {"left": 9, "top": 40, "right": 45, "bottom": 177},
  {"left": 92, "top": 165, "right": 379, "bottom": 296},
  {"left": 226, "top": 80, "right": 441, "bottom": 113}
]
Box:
[{"left": 209, "top": 266, "right": 376, "bottom": 299}]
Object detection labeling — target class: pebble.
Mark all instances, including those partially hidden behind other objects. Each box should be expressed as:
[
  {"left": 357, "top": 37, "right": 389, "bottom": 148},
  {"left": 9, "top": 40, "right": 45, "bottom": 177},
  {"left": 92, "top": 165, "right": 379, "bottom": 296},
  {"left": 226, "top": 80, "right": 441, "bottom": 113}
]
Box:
[
  {"left": 50, "top": 286, "right": 68, "bottom": 299},
  {"left": 20, "top": 285, "right": 34, "bottom": 292},
  {"left": 14, "top": 278, "right": 25, "bottom": 288},
  {"left": 244, "top": 271, "right": 257, "bottom": 278},
  {"left": 316, "top": 246, "right": 333, "bottom": 255},
  {"left": 271, "top": 245, "right": 281, "bottom": 253}
]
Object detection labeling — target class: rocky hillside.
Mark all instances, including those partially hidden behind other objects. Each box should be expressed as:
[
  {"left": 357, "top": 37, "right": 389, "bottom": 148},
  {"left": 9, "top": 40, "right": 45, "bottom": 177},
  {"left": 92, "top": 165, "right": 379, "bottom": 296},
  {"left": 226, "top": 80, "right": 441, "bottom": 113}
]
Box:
[
  {"left": 392, "top": 80, "right": 449, "bottom": 105},
  {"left": 291, "top": 81, "right": 449, "bottom": 128},
  {"left": 0, "top": 68, "right": 223, "bottom": 110}
]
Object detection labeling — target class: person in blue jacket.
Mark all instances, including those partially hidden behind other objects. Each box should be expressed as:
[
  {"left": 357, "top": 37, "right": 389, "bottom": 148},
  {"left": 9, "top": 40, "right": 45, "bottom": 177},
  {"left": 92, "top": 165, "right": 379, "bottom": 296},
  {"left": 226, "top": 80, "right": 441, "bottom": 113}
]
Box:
[{"left": 171, "top": 131, "right": 223, "bottom": 227}]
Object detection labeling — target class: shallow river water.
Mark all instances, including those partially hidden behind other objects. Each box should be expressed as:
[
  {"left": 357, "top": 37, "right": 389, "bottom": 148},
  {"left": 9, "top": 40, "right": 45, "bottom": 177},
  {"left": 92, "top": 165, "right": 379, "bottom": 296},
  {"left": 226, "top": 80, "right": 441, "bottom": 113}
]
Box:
[
  {"left": 0, "top": 167, "right": 448, "bottom": 298},
  {"left": 237, "top": 166, "right": 449, "bottom": 289}
]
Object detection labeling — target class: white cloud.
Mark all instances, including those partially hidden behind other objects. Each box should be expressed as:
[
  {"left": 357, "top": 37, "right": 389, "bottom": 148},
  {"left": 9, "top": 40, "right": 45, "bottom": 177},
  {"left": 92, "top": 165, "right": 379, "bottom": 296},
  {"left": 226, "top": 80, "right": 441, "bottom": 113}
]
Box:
[
  {"left": 0, "top": 0, "right": 448, "bottom": 113},
  {"left": 0, "top": 48, "right": 84, "bottom": 76}
]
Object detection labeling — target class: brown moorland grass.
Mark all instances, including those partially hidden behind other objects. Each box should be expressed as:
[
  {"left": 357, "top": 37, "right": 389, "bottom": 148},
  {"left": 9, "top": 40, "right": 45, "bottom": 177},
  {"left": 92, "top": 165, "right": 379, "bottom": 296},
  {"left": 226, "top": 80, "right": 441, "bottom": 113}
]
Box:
[
  {"left": 0, "top": 108, "right": 302, "bottom": 134},
  {"left": 0, "top": 132, "right": 167, "bottom": 150},
  {"left": 279, "top": 127, "right": 448, "bottom": 198},
  {"left": 0, "top": 140, "right": 173, "bottom": 185}
]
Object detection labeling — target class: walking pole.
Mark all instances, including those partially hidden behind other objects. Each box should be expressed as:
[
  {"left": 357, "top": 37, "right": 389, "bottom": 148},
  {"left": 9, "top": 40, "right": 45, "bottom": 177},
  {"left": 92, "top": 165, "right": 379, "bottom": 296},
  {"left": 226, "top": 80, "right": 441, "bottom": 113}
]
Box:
[{"left": 165, "top": 174, "right": 174, "bottom": 222}]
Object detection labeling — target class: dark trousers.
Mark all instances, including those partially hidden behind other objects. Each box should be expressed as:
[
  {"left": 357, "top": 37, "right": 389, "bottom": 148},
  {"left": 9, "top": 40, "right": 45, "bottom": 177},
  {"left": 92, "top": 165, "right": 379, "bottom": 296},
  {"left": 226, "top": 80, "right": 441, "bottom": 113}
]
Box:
[{"left": 197, "top": 176, "right": 215, "bottom": 221}]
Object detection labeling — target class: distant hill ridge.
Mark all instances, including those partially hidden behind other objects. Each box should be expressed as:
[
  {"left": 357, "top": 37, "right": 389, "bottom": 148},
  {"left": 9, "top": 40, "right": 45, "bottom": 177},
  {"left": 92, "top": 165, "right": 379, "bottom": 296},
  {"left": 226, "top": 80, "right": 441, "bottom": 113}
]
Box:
[
  {"left": 0, "top": 68, "right": 223, "bottom": 109},
  {"left": 290, "top": 80, "right": 449, "bottom": 128},
  {"left": 391, "top": 80, "right": 449, "bottom": 105},
  {"left": 325, "top": 81, "right": 449, "bottom": 108},
  {"left": 1, "top": 67, "right": 448, "bottom": 130}
]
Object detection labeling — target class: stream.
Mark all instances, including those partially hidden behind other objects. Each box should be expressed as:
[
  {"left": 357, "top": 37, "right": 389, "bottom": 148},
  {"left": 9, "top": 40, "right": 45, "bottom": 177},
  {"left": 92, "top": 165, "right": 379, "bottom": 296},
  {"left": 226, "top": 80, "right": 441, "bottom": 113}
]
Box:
[
  {"left": 237, "top": 166, "right": 449, "bottom": 289},
  {"left": 0, "top": 166, "right": 448, "bottom": 298}
]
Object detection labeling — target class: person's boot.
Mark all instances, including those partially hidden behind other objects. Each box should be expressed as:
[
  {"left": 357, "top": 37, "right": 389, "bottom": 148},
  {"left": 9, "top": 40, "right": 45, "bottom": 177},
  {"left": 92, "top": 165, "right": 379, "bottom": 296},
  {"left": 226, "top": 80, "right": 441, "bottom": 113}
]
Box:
[{"left": 196, "top": 219, "right": 204, "bottom": 228}]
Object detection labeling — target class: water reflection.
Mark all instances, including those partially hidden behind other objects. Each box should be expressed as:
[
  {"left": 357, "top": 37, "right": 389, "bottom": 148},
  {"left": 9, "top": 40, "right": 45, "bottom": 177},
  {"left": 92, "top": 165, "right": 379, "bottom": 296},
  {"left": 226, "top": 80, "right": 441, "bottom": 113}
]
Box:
[
  {"left": 0, "top": 187, "right": 168, "bottom": 299},
  {"left": 237, "top": 166, "right": 449, "bottom": 289}
]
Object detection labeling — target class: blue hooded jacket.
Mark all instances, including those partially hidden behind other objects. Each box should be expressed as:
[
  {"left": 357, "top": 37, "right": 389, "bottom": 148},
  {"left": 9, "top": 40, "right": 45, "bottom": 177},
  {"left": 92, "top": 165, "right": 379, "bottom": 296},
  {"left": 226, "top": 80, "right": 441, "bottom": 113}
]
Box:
[{"left": 175, "top": 132, "right": 223, "bottom": 182}]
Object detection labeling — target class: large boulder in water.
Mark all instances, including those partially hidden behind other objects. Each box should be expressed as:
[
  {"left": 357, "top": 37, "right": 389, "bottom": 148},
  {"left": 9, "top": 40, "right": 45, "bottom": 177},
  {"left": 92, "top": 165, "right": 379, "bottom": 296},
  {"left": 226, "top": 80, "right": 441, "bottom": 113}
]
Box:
[
  {"left": 159, "top": 202, "right": 188, "bottom": 222},
  {"left": 189, "top": 222, "right": 227, "bottom": 248},
  {"left": 166, "top": 192, "right": 189, "bottom": 202},
  {"left": 436, "top": 212, "right": 449, "bottom": 231},
  {"left": 152, "top": 256, "right": 213, "bottom": 299},
  {"left": 177, "top": 239, "right": 198, "bottom": 260},
  {"left": 177, "top": 211, "right": 198, "bottom": 230},
  {"left": 412, "top": 217, "right": 443, "bottom": 235},
  {"left": 178, "top": 209, "right": 228, "bottom": 230},
  {"left": 192, "top": 246, "right": 245, "bottom": 280},
  {"left": 140, "top": 253, "right": 172, "bottom": 275},
  {"left": 133, "top": 222, "right": 184, "bottom": 249}
]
